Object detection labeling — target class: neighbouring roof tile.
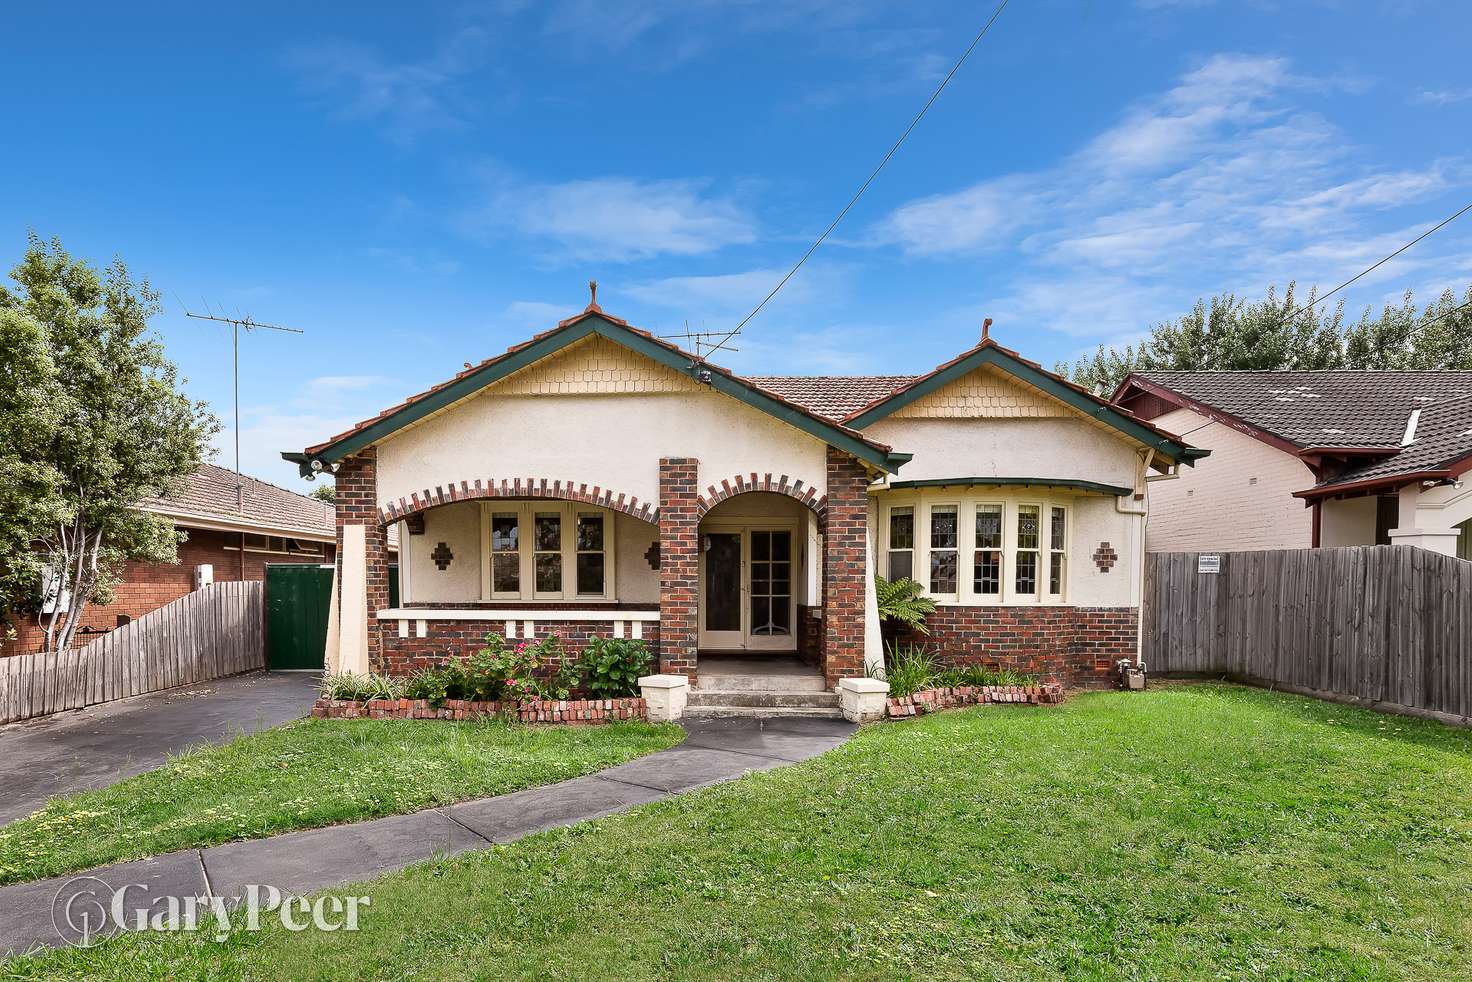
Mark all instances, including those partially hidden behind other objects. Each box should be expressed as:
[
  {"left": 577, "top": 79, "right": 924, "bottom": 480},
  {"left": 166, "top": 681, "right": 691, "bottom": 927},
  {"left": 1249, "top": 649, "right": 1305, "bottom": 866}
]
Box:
[
  {"left": 743, "top": 375, "right": 917, "bottom": 421},
  {"left": 141, "top": 463, "right": 336, "bottom": 539}
]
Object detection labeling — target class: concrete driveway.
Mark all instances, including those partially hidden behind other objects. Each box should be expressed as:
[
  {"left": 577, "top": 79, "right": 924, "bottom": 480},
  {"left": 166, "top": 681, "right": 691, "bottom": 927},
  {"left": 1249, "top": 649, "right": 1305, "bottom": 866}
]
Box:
[{"left": 0, "top": 672, "right": 320, "bottom": 826}]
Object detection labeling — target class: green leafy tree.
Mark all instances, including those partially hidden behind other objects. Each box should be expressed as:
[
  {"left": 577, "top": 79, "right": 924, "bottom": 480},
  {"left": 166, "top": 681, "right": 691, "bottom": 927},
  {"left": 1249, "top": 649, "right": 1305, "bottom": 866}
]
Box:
[
  {"left": 1062, "top": 281, "right": 1472, "bottom": 393},
  {"left": 1062, "top": 283, "right": 1346, "bottom": 394},
  {"left": 0, "top": 306, "right": 66, "bottom": 641},
  {"left": 310, "top": 484, "right": 336, "bottom": 503},
  {"left": 0, "top": 236, "right": 218, "bottom": 652}
]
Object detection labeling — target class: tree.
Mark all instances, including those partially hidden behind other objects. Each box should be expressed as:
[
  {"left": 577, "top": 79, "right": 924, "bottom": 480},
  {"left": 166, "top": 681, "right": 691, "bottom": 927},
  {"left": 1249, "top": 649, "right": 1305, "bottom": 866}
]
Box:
[
  {"left": 0, "top": 236, "right": 218, "bottom": 652},
  {"left": 0, "top": 306, "right": 66, "bottom": 641},
  {"left": 310, "top": 484, "right": 336, "bottom": 503},
  {"left": 1062, "top": 283, "right": 1345, "bottom": 395},
  {"left": 1061, "top": 280, "right": 1472, "bottom": 393}
]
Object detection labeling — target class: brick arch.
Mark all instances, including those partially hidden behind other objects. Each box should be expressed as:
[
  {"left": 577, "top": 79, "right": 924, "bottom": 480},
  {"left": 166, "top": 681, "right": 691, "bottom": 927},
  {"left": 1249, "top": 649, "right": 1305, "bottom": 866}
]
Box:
[
  {"left": 696, "top": 472, "right": 827, "bottom": 525},
  {"left": 377, "top": 477, "right": 658, "bottom": 526}
]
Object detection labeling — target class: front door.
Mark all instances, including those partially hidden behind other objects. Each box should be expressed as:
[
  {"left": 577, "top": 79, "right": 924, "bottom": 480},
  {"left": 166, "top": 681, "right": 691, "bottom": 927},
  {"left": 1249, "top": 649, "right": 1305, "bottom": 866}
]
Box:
[{"left": 697, "top": 527, "right": 797, "bottom": 652}]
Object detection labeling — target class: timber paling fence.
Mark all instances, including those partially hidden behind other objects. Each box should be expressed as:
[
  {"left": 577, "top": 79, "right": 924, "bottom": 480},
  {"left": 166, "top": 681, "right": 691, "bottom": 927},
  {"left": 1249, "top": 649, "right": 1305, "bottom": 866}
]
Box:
[
  {"left": 1145, "top": 546, "right": 1472, "bottom": 721},
  {"left": 0, "top": 580, "right": 264, "bottom": 725}
]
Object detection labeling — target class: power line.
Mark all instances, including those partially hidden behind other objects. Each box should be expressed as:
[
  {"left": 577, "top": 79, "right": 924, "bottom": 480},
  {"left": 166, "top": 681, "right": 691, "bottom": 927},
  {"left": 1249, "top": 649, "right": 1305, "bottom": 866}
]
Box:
[
  {"left": 1404, "top": 294, "right": 1472, "bottom": 340},
  {"left": 703, "top": 0, "right": 1012, "bottom": 359},
  {"left": 1279, "top": 199, "right": 1472, "bottom": 327}
]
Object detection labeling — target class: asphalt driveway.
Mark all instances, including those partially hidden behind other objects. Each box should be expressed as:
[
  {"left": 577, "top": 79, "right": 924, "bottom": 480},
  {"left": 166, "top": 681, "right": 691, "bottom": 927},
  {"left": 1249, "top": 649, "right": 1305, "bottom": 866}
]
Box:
[{"left": 0, "top": 672, "right": 320, "bottom": 826}]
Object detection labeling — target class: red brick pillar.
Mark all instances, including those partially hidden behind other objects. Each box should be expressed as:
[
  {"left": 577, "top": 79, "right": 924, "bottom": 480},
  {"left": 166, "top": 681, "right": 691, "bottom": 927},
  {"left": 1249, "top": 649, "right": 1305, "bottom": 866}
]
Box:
[
  {"left": 823, "top": 447, "right": 869, "bottom": 687},
  {"left": 658, "top": 457, "right": 699, "bottom": 680},
  {"left": 334, "top": 448, "right": 390, "bottom": 671}
]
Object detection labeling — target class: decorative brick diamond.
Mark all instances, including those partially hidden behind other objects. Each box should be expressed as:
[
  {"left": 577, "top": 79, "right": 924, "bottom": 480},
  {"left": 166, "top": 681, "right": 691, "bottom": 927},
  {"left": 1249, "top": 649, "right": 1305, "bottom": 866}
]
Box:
[
  {"left": 431, "top": 541, "right": 454, "bottom": 571},
  {"left": 1092, "top": 542, "right": 1118, "bottom": 572},
  {"left": 644, "top": 541, "right": 660, "bottom": 571}
]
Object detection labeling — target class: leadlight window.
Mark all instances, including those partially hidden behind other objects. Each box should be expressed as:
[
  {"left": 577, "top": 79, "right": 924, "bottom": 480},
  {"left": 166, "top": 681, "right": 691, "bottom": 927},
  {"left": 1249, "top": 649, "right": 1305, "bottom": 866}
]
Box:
[
  {"left": 481, "top": 502, "right": 616, "bottom": 601},
  {"left": 490, "top": 512, "right": 521, "bottom": 595},
  {"left": 1015, "top": 505, "right": 1040, "bottom": 597},
  {"left": 929, "top": 505, "right": 958, "bottom": 595},
  {"left": 576, "top": 513, "right": 606, "bottom": 596},
  {"left": 973, "top": 504, "right": 1003, "bottom": 597},
  {"left": 1049, "top": 506, "right": 1067, "bottom": 595},
  {"left": 888, "top": 507, "right": 914, "bottom": 580}
]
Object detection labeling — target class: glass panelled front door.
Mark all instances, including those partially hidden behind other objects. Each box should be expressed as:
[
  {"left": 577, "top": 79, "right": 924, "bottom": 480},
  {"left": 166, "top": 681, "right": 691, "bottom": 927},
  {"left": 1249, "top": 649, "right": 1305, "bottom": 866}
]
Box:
[
  {"left": 748, "top": 530, "right": 793, "bottom": 647},
  {"left": 698, "top": 526, "right": 798, "bottom": 652}
]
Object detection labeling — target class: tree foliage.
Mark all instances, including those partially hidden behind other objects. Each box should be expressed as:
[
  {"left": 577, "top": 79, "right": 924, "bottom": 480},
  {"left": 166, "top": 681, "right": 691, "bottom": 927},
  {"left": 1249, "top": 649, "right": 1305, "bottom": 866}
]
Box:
[
  {"left": 0, "top": 235, "right": 218, "bottom": 651},
  {"left": 310, "top": 483, "right": 336, "bottom": 503},
  {"left": 1061, "top": 281, "right": 1472, "bottom": 394}
]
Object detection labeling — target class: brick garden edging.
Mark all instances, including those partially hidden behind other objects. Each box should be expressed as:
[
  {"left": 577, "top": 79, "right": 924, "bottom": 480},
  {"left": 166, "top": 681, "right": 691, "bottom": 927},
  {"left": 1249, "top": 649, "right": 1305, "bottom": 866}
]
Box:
[
  {"left": 885, "top": 682, "right": 1064, "bottom": 719},
  {"left": 311, "top": 696, "right": 647, "bottom": 725}
]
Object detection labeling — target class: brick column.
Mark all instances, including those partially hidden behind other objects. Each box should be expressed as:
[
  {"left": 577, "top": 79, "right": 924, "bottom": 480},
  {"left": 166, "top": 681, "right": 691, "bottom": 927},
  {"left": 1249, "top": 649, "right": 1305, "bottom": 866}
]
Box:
[
  {"left": 658, "top": 457, "right": 699, "bottom": 680},
  {"left": 334, "top": 448, "right": 390, "bottom": 671},
  {"left": 823, "top": 447, "right": 869, "bottom": 687}
]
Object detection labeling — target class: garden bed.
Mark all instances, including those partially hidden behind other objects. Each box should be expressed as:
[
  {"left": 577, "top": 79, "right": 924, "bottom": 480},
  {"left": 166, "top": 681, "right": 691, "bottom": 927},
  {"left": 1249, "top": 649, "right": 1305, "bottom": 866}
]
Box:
[
  {"left": 312, "top": 695, "right": 647, "bottom": 724},
  {"left": 886, "top": 682, "right": 1063, "bottom": 718}
]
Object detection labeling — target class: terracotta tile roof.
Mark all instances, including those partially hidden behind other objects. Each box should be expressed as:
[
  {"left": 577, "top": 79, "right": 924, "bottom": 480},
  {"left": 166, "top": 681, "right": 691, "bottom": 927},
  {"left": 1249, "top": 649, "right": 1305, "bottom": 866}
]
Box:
[
  {"left": 141, "top": 463, "right": 336, "bottom": 539},
  {"left": 743, "top": 375, "right": 917, "bottom": 421},
  {"left": 1130, "top": 370, "right": 1472, "bottom": 493}
]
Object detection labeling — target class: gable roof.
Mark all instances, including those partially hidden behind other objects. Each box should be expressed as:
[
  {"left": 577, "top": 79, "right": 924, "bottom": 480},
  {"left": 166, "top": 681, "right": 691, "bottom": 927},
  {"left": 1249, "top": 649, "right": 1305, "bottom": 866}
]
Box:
[
  {"left": 141, "top": 463, "right": 337, "bottom": 541},
  {"left": 745, "top": 376, "right": 917, "bottom": 422},
  {"left": 285, "top": 308, "right": 912, "bottom": 475},
  {"left": 1115, "top": 370, "right": 1472, "bottom": 497},
  {"left": 834, "top": 338, "right": 1208, "bottom": 466}
]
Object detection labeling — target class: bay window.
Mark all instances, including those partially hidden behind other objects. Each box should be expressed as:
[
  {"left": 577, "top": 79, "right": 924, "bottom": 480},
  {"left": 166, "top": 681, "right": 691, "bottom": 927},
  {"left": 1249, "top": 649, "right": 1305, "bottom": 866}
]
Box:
[
  {"left": 881, "top": 491, "right": 1073, "bottom": 605},
  {"left": 480, "top": 502, "right": 616, "bottom": 601}
]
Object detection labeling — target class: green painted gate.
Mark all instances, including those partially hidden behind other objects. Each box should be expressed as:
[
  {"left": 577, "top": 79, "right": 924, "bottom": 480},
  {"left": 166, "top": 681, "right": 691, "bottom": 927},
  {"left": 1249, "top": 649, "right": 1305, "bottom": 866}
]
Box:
[{"left": 265, "top": 564, "right": 334, "bottom": 670}]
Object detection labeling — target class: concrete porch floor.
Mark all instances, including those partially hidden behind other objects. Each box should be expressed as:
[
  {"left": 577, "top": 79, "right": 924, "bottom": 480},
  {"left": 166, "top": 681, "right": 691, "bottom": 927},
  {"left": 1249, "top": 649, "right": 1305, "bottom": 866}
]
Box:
[{"left": 695, "top": 653, "right": 822, "bottom": 679}]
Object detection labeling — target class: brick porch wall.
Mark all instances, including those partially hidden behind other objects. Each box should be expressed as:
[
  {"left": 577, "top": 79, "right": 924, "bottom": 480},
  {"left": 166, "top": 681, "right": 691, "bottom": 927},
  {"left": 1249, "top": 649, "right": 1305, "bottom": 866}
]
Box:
[
  {"left": 822, "top": 448, "right": 868, "bottom": 687},
  {"left": 336, "top": 448, "right": 390, "bottom": 670},
  {"left": 377, "top": 618, "right": 661, "bottom": 677},
  {"left": 658, "top": 457, "right": 699, "bottom": 680},
  {"left": 895, "top": 605, "right": 1137, "bottom": 687}
]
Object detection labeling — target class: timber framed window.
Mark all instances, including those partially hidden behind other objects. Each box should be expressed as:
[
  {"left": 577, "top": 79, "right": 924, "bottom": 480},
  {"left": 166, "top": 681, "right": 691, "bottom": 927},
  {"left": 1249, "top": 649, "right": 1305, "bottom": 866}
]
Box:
[
  {"left": 480, "top": 502, "right": 617, "bottom": 601},
  {"left": 881, "top": 491, "right": 1073, "bottom": 605}
]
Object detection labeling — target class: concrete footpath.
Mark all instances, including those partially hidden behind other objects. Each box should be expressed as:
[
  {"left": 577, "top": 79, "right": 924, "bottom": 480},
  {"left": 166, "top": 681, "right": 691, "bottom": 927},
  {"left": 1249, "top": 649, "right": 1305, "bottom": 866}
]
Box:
[
  {"left": 0, "top": 715, "right": 854, "bottom": 956},
  {"left": 0, "top": 672, "right": 321, "bottom": 826}
]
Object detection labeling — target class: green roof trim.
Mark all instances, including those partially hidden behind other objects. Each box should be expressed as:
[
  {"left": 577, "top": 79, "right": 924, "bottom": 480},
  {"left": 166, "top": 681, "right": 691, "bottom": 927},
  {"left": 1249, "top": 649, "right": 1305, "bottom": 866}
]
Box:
[
  {"left": 886, "top": 477, "right": 1134, "bottom": 497},
  {"left": 845, "top": 345, "right": 1205, "bottom": 466},
  {"left": 286, "top": 314, "right": 906, "bottom": 476}
]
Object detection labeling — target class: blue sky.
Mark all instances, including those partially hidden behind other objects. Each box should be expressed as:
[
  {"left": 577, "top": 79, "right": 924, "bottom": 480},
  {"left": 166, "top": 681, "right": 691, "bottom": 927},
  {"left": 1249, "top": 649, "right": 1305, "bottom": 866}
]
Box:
[{"left": 5, "top": 1, "right": 1471, "bottom": 489}]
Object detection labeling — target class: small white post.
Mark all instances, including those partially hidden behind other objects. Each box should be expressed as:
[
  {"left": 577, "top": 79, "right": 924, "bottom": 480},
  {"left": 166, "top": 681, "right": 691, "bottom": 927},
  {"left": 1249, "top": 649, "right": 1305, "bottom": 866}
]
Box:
[
  {"left": 837, "top": 677, "right": 889, "bottom": 723},
  {"left": 638, "top": 674, "right": 690, "bottom": 722}
]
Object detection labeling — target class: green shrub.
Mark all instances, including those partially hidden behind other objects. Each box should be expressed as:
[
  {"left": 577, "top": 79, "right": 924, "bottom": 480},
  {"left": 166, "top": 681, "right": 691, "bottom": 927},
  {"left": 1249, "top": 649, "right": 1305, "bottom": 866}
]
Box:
[
  {"left": 579, "top": 637, "right": 653, "bottom": 699},
  {"left": 403, "top": 667, "right": 451, "bottom": 706},
  {"left": 468, "top": 633, "right": 580, "bottom": 703},
  {"left": 883, "top": 643, "right": 938, "bottom": 698},
  {"left": 933, "top": 664, "right": 1035, "bottom": 689},
  {"left": 319, "top": 672, "right": 403, "bottom": 702}
]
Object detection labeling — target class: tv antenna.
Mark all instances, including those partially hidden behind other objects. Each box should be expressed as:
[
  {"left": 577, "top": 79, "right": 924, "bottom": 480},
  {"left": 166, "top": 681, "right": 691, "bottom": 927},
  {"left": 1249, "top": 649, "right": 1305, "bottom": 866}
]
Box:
[
  {"left": 659, "top": 320, "right": 740, "bottom": 361},
  {"left": 180, "top": 300, "right": 305, "bottom": 511}
]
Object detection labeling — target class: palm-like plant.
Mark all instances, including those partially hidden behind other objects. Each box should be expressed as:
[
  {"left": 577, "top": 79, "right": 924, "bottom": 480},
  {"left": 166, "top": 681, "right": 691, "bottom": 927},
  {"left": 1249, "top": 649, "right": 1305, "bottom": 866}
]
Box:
[{"left": 875, "top": 575, "right": 937, "bottom": 635}]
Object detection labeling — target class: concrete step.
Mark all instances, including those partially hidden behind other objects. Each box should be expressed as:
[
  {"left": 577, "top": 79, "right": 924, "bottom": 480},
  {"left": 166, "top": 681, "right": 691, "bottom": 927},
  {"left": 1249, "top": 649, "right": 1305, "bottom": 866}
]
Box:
[
  {"left": 695, "top": 673, "right": 828, "bottom": 693},
  {"left": 687, "top": 690, "right": 840, "bottom": 710},
  {"left": 684, "top": 705, "right": 845, "bottom": 720}
]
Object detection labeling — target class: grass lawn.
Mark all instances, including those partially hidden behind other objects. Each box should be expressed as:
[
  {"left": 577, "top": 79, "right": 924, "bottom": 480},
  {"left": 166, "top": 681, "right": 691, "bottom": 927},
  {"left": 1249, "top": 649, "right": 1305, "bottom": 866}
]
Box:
[
  {"left": 14, "top": 682, "right": 1472, "bottom": 980},
  {"left": 0, "top": 717, "right": 682, "bottom": 886}
]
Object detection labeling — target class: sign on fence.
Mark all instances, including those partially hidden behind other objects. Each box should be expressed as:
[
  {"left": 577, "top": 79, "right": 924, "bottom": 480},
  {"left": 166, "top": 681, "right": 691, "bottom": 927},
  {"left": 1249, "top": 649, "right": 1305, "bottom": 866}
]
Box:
[{"left": 1196, "top": 554, "right": 1221, "bottom": 574}]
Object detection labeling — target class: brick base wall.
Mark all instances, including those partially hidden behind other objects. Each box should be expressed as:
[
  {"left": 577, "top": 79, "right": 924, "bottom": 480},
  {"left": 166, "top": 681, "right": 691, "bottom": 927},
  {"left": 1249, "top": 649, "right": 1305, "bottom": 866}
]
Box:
[
  {"left": 797, "top": 605, "right": 822, "bottom": 669},
  {"left": 896, "top": 605, "right": 1137, "bottom": 687},
  {"left": 375, "top": 617, "right": 661, "bottom": 677},
  {"left": 2, "top": 528, "right": 332, "bottom": 658}
]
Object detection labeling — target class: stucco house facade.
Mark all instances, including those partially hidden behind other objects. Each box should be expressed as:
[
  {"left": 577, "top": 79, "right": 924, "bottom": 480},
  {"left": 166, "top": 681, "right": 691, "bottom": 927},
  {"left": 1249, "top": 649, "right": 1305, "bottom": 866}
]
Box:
[
  {"left": 288, "top": 302, "right": 1203, "bottom": 689},
  {"left": 1113, "top": 371, "right": 1472, "bottom": 559}
]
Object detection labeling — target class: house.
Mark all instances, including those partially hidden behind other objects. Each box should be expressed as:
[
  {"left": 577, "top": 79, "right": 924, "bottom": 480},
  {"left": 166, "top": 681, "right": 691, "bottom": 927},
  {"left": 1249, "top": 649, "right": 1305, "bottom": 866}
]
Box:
[
  {"left": 286, "top": 300, "right": 1204, "bottom": 690},
  {"left": 1112, "top": 372, "right": 1472, "bottom": 559},
  {"left": 2, "top": 464, "right": 355, "bottom": 657}
]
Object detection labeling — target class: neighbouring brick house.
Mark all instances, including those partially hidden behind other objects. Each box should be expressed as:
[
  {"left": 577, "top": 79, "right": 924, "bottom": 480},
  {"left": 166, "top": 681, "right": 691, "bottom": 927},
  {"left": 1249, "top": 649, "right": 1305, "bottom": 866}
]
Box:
[
  {"left": 1113, "top": 372, "right": 1472, "bottom": 558},
  {"left": 2, "top": 464, "right": 352, "bottom": 657},
  {"left": 287, "top": 301, "right": 1204, "bottom": 688}
]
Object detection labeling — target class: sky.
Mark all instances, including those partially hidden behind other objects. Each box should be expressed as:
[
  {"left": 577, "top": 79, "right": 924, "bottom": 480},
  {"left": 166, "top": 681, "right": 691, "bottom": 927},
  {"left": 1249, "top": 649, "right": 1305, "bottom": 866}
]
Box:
[{"left": 4, "top": 1, "right": 1471, "bottom": 491}]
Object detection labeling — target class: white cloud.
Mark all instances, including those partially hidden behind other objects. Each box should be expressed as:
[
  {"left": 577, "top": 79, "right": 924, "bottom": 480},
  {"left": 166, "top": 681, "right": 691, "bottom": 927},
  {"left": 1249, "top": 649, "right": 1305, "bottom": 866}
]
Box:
[
  {"left": 1414, "top": 88, "right": 1472, "bottom": 106},
  {"left": 868, "top": 53, "right": 1470, "bottom": 341},
  {"left": 472, "top": 175, "right": 758, "bottom": 263},
  {"left": 284, "top": 27, "right": 490, "bottom": 142}
]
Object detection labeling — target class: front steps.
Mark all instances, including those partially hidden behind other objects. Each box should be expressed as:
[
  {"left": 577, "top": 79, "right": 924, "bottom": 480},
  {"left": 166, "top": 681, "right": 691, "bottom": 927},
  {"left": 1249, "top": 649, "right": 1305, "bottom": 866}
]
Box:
[{"left": 688, "top": 658, "right": 840, "bottom": 718}]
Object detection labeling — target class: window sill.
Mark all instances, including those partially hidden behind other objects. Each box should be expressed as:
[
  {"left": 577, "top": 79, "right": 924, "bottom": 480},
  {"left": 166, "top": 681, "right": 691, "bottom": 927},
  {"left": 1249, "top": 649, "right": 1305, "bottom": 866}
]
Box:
[{"left": 375, "top": 607, "right": 659, "bottom": 622}]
